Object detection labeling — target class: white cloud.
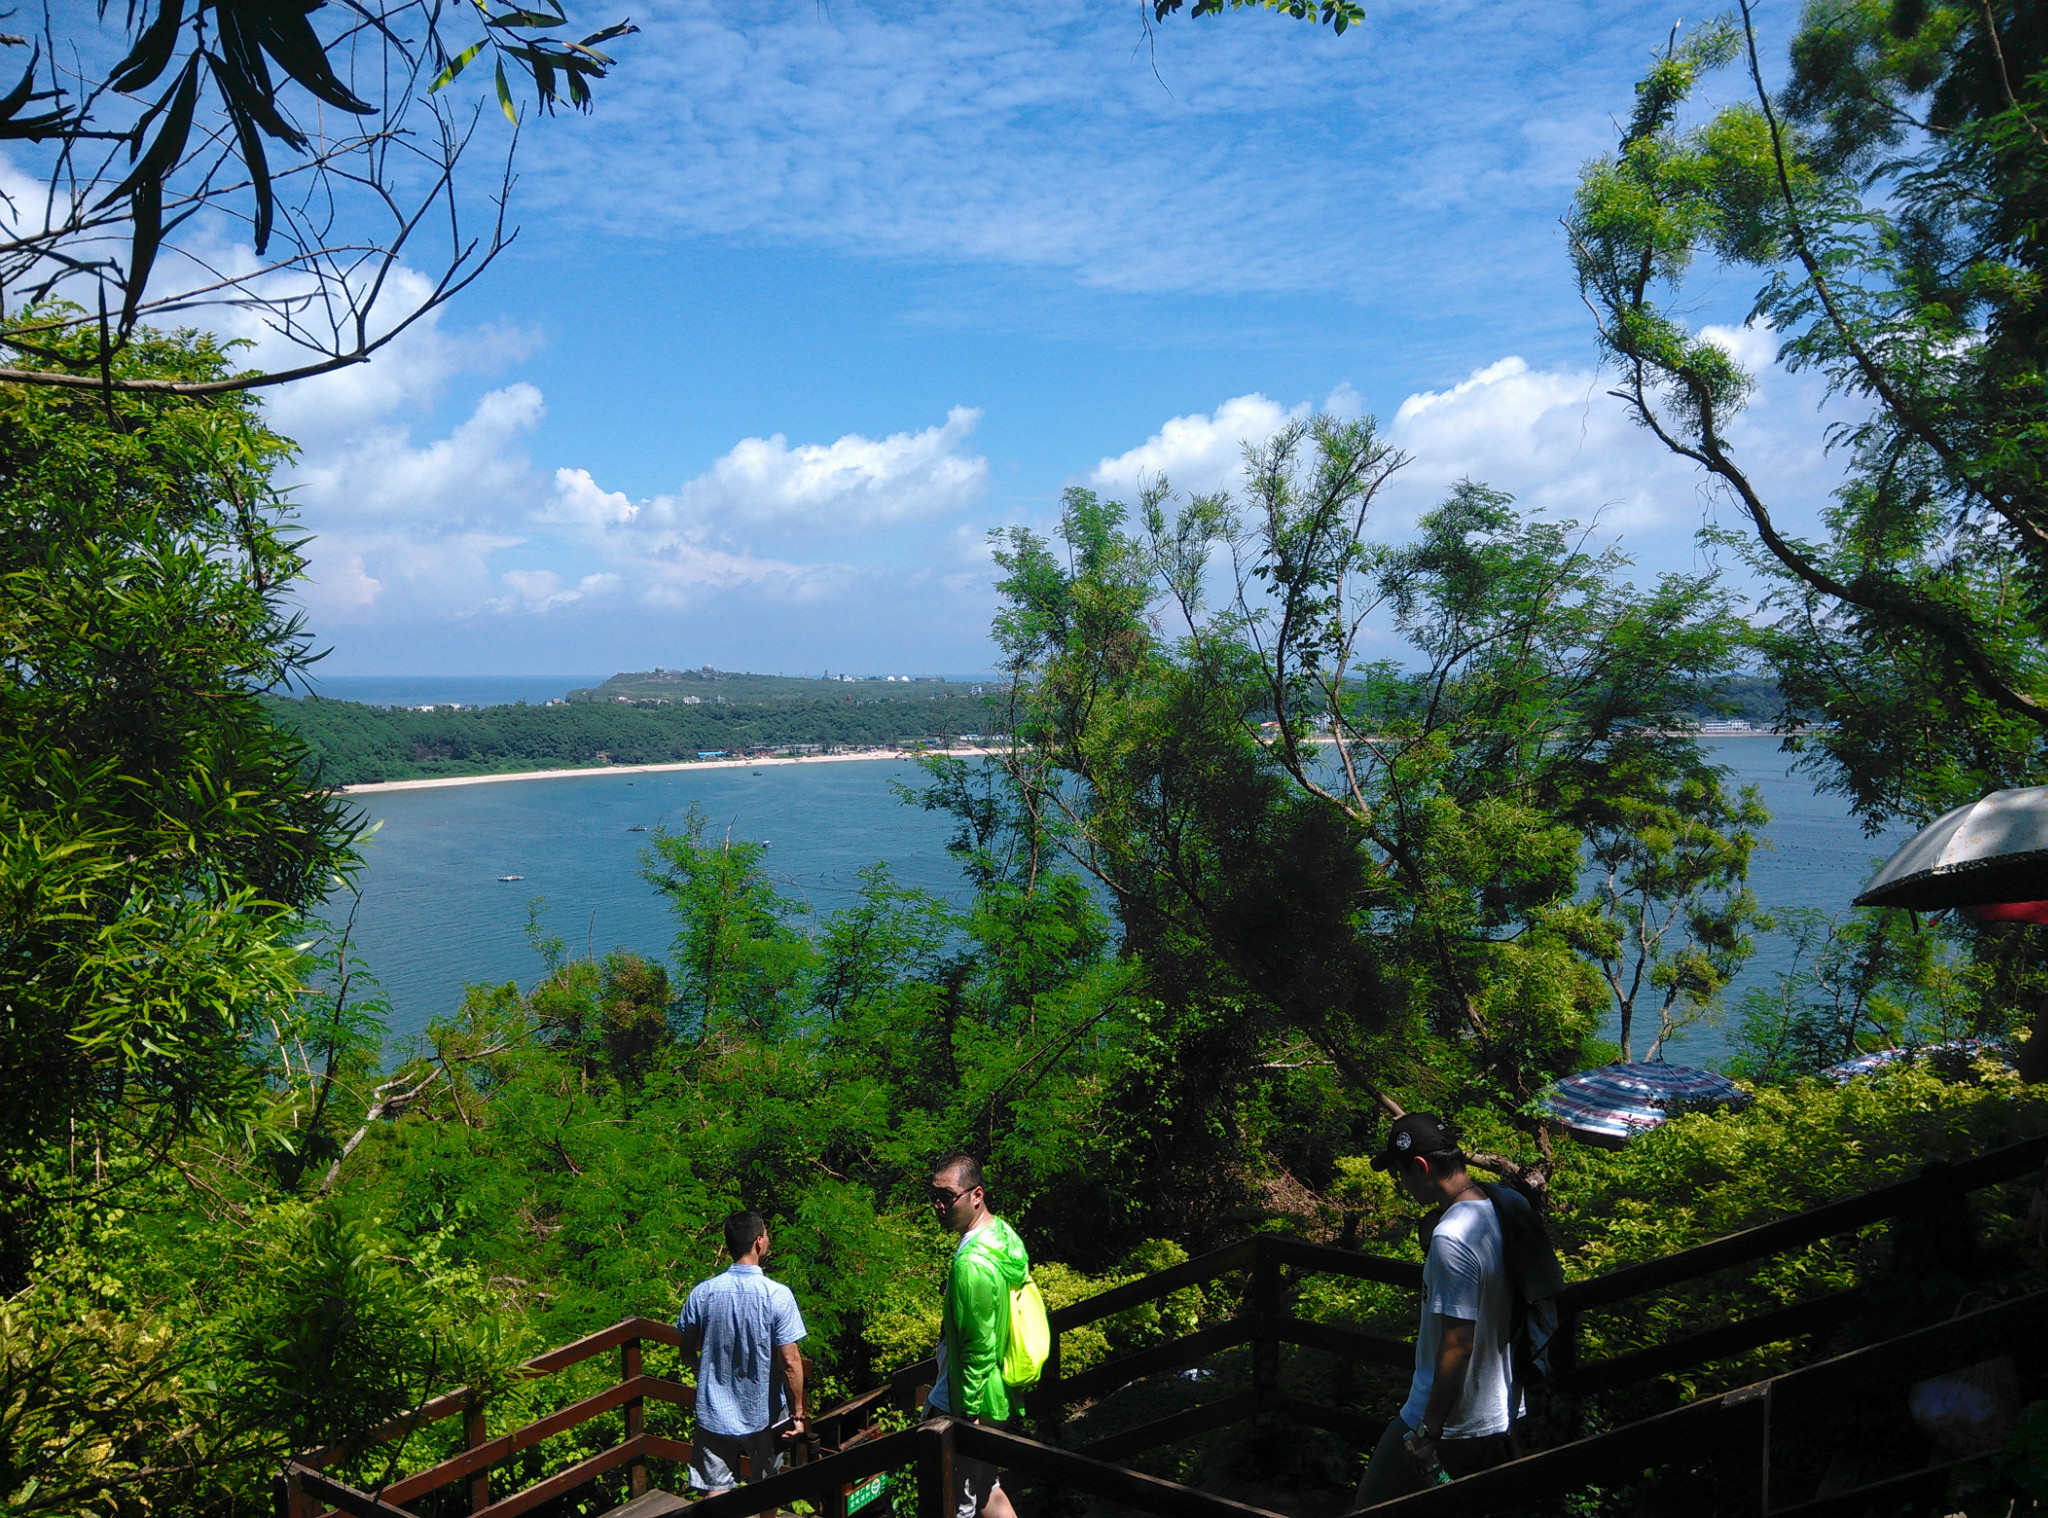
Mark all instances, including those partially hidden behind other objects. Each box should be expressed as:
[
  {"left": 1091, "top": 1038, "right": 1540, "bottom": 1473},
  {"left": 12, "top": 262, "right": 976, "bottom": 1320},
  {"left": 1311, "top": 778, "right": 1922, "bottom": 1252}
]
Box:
[
  {"left": 1084, "top": 332, "right": 1847, "bottom": 570},
  {"left": 665, "top": 406, "right": 988, "bottom": 535},
  {"left": 514, "top": 0, "right": 1688, "bottom": 305},
  {"left": 486, "top": 569, "right": 623, "bottom": 614},
  {"left": 289, "top": 384, "right": 551, "bottom": 621},
  {"left": 1088, "top": 393, "right": 1303, "bottom": 497},
  {"left": 1381, "top": 337, "right": 1842, "bottom": 547},
  {"left": 291, "top": 394, "right": 994, "bottom": 627}
]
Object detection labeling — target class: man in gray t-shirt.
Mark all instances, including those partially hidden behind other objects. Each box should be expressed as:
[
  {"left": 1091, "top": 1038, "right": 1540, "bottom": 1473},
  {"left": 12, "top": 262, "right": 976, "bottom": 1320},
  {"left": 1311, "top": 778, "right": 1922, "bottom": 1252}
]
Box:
[
  {"left": 1354, "top": 1114, "right": 1522, "bottom": 1507},
  {"left": 676, "top": 1210, "right": 808, "bottom": 1495}
]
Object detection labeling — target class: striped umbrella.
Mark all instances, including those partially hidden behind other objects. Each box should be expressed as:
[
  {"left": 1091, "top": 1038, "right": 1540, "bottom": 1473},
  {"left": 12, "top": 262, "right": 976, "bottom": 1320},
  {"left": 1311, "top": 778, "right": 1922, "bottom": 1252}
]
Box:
[
  {"left": 1821, "top": 1039, "right": 2005, "bottom": 1084},
  {"left": 1537, "top": 1059, "right": 1751, "bottom": 1148}
]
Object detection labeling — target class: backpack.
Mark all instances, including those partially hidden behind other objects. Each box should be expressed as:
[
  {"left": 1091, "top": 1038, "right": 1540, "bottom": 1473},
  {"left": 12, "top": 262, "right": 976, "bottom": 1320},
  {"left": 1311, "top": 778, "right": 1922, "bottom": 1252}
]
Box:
[
  {"left": 1001, "top": 1276, "right": 1051, "bottom": 1390},
  {"left": 1478, "top": 1182, "right": 1567, "bottom": 1394}
]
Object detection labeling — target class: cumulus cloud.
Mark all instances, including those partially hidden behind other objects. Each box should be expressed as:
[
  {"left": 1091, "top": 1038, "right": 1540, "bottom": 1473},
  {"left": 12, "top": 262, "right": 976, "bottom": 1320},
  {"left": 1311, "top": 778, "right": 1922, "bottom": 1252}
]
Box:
[
  {"left": 1380, "top": 337, "right": 1841, "bottom": 547},
  {"left": 666, "top": 407, "right": 989, "bottom": 536},
  {"left": 1088, "top": 393, "right": 1302, "bottom": 497},
  {"left": 289, "top": 384, "right": 550, "bottom": 621},
  {"left": 486, "top": 569, "right": 623, "bottom": 615},
  {"left": 1082, "top": 333, "right": 1846, "bottom": 570},
  {"left": 289, "top": 396, "right": 994, "bottom": 628}
]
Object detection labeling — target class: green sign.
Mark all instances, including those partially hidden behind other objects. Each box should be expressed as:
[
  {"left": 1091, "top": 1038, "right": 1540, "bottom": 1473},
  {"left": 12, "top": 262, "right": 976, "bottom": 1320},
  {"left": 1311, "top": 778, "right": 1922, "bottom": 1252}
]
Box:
[{"left": 846, "top": 1472, "right": 893, "bottom": 1513}]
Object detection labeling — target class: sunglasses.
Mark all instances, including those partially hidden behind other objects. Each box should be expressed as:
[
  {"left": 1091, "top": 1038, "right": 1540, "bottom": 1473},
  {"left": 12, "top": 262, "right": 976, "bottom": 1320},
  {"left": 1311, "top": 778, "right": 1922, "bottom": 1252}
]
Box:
[{"left": 929, "top": 1184, "right": 977, "bottom": 1206}]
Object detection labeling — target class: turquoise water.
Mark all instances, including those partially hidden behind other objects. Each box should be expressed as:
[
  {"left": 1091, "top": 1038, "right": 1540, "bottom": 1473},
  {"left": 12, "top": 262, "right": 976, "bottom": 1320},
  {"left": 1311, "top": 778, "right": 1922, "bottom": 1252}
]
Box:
[
  {"left": 342, "top": 758, "right": 966, "bottom": 1052},
  {"left": 339, "top": 740, "right": 1901, "bottom": 1067}
]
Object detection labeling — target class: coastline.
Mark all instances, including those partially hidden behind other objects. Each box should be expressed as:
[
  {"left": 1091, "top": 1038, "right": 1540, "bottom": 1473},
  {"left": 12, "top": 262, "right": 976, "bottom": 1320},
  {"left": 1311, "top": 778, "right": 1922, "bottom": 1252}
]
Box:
[
  {"left": 337, "top": 746, "right": 998, "bottom": 795},
  {"left": 338, "top": 729, "right": 1794, "bottom": 796}
]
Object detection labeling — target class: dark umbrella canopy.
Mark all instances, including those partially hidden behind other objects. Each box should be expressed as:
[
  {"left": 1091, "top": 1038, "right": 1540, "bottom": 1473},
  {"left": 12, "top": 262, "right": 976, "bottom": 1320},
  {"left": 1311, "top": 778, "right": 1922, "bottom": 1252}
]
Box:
[
  {"left": 1536, "top": 1060, "right": 1751, "bottom": 1148},
  {"left": 1855, "top": 785, "right": 2048, "bottom": 911}
]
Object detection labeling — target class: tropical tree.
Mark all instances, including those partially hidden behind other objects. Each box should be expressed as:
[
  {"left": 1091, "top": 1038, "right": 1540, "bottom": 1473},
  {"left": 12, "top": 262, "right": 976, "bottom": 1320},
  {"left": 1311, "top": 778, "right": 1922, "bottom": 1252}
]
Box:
[
  {"left": 1575, "top": 774, "right": 1771, "bottom": 1062},
  {"left": 0, "top": 322, "right": 358, "bottom": 1287},
  {"left": 1567, "top": 1, "right": 2048, "bottom": 1076},
  {"left": 983, "top": 421, "right": 1760, "bottom": 1194},
  {"left": 0, "top": 2, "right": 636, "bottom": 396}
]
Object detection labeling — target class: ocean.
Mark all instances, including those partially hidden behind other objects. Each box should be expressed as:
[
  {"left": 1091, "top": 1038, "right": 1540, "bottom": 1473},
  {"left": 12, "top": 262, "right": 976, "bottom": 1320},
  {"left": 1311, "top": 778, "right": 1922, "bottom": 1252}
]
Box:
[
  {"left": 337, "top": 739, "right": 1902, "bottom": 1068},
  {"left": 293, "top": 673, "right": 607, "bottom": 708}
]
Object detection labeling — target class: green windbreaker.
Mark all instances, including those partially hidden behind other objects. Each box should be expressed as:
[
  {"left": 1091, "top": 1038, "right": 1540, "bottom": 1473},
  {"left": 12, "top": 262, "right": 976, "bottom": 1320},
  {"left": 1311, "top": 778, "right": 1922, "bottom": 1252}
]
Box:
[{"left": 940, "top": 1216, "right": 1032, "bottom": 1420}]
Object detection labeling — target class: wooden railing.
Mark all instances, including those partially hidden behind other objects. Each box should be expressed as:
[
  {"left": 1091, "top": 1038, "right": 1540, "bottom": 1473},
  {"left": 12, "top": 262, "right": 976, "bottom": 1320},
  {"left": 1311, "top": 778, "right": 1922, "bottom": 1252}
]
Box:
[
  {"left": 281, "top": 1316, "right": 698, "bottom": 1518},
  {"left": 282, "top": 1131, "right": 2048, "bottom": 1518}
]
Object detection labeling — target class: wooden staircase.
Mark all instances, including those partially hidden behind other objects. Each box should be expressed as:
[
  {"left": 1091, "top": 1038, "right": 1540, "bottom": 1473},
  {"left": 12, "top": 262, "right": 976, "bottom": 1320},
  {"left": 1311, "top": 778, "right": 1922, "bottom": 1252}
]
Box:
[{"left": 281, "top": 1131, "right": 2048, "bottom": 1518}]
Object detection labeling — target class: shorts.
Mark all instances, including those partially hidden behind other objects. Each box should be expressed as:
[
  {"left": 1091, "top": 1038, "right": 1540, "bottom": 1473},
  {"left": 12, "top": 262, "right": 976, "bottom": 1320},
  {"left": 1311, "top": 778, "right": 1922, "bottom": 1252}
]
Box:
[
  {"left": 689, "top": 1425, "right": 785, "bottom": 1492},
  {"left": 945, "top": 1447, "right": 1001, "bottom": 1518},
  {"left": 1353, "top": 1416, "right": 1520, "bottom": 1508}
]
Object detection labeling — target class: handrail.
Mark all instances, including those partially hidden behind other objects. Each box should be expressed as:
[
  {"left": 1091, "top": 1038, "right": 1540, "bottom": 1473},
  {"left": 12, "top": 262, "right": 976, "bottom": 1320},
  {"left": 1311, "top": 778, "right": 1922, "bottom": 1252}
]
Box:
[
  {"left": 296, "top": 1314, "right": 687, "bottom": 1469},
  {"left": 1048, "top": 1238, "right": 1257, "bottom": 1331},
  {"left": 373, "top": 1374, "right": 689, "bottom": 1508},
  {"left": 1259, "top": 1235, "right": 1423, "bottom": 1289},
  {"left": 1342, "top": 1286, "right": 2048, "bottom": 1515},
  {"left": 1561, "top": 1131, "right": 2048, "bottom": 1310},
  {"left": 283, "top": 1130, "right": 2048, "bottom": 1518}
]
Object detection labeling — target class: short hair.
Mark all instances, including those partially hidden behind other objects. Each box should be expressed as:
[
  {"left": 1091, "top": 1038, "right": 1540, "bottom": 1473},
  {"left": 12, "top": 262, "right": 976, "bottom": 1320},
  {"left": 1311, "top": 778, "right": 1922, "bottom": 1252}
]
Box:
[
  {"left": 933, "top": 1153, "right": 985, "bottom": 1194},
  {"left": 724, "top": 1209, "right": 768, "bottom": 1259},
  {"left": 1412, "top": 1145, "right": 1468, "bottom": 1173}
]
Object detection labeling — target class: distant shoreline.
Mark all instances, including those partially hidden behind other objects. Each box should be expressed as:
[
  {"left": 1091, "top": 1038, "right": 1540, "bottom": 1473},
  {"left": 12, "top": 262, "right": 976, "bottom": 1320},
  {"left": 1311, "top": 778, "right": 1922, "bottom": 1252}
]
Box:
[
  {"left": 337, "top": 728, "right": 1794, "bottom": 796},
  {"left": 337, "top": 746, "right": 999, "bottom": 795}
]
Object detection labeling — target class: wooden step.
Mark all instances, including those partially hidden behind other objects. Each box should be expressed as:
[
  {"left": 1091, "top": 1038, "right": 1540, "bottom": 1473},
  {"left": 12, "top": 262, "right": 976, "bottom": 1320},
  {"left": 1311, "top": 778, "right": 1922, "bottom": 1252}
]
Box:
[{"left": 600, "top": 1489, "right": 693, "bottom": 1518}]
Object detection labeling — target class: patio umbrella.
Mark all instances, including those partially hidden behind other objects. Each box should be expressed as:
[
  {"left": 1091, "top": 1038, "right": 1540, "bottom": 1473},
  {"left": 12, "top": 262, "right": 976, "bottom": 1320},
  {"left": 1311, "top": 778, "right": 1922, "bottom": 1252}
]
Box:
[
  {"left": 1536, "top": 1059, "right": 1751, "bottom": 1148},
  {"left": 1855, "top": 785, "right": 2048, "bottom": 911},
  {"left": 1820, "top": 1039, "right": 2005, "bottom": 1084}
]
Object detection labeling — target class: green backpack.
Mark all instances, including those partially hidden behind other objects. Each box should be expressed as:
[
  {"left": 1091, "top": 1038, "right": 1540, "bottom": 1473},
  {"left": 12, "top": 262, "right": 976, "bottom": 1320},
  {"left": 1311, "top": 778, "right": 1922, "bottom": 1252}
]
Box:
[{"left": 1001, "top": 1277, "right": 1051, "bottom": 1390}]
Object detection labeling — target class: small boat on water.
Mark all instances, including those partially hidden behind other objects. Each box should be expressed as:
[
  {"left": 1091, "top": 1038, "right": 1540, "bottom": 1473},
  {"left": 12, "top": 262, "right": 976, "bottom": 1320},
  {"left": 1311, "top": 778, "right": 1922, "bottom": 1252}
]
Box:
[
  {"left": 498, "top": 874, "right": 524, "bottom": 882},
  {"left": 627, "top": 824, "right": 648, "bottom": 832}
]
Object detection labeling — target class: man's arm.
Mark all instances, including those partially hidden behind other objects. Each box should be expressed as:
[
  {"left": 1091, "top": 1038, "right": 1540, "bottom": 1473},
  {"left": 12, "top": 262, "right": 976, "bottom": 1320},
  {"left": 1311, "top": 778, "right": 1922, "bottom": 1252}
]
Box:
[
  {"left": 777, "top": 1342, "right": 806, "bottom": 1435},
  {"left": 678, "top": 1325, "right": 703, "bottom": 1361},
  {"left": 1409, "top": 1314, "right": 1475, "bottom": 1453},
  {"left": 948, "top": 1255, "right": 1005, "bottom": 1420}
]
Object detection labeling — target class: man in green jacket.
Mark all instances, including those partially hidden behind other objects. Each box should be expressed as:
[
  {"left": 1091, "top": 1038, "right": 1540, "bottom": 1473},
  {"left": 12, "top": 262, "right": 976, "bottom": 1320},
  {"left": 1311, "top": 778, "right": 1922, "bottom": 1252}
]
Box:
[{"left": 925, "top": 1153, "right": 1029, "bottom": 1518}]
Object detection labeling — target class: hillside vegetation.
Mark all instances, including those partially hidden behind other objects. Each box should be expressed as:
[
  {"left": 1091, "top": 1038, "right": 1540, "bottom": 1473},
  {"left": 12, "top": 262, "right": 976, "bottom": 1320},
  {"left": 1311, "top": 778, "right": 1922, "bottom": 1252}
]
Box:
[
  {"left": 267, "top": 692, "right": 999, "bottom": 786},
  {"left": 568, "top": 666, "right": 992, "bottom": 703}
]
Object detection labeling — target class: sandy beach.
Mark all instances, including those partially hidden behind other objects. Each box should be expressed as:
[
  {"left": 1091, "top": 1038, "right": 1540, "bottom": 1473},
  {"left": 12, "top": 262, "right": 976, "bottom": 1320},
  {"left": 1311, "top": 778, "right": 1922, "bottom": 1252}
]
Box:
[{"left": 338, "top": 746, "right": 1000, "bottom": 795}]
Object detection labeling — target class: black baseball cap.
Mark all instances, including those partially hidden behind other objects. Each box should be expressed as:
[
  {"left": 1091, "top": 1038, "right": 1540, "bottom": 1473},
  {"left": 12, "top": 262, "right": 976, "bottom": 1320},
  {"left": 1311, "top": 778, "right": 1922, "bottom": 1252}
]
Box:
[{"left": 1369, "top": 1113, "right": 1458, "bottom": 1171}]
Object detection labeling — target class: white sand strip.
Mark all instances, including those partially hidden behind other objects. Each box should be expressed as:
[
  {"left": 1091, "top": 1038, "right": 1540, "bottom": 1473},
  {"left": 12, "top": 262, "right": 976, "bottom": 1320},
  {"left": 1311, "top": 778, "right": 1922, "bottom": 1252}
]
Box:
[{"left": 337, "top": 747, "right": 999, "bottom": 795}]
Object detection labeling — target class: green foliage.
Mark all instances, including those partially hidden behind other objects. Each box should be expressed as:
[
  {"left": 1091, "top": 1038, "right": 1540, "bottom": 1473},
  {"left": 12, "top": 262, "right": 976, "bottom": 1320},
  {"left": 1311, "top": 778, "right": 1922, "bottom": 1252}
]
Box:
[
  {"left": 1565, "top": 772, "right": 1772, "bottom": 1061},
  {"left": 1151, "top": 0, "right": 1368, "bottom": 35},
  {"left": 983, "top": 423, "right": 1762, "bottom": 1195},
  {"left": 0, "top": 318, "right": 359, "bottom": 1285},
  {"left": 0, "top": 1296, "right": 224, "bottom": 1518},
  {"left": 1570, "top": 5, "right": 2048, "bottom": 814},
  {"left": 1728, "top": 905, "right": 2002, "bottom": 1080},
  {"left": 208, "top": 1205, "right": 518, "bottom": 1463},
  {"left": 267, "top": 691, "right": 999, "bottom": 785}
]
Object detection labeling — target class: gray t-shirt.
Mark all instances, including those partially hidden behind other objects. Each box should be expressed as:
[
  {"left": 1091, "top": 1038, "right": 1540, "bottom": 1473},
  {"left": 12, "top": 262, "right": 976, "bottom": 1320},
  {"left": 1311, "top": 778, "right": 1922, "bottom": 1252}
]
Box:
[{"left": 1400, "top": 1195, "right": 1520, "bottom": 1439}]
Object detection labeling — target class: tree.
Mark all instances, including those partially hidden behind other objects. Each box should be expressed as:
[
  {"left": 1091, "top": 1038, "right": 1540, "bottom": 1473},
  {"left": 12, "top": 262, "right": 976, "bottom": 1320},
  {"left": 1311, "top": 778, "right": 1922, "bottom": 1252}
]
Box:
[
  {"left": 1576, "top": 773, "right": 1770, "bottom": 1062},
  {"left": 0, "top": 322, "right": 357, "bottom": 1286},
  {"left": 1569, "top": 5, "right": 2048, "bottom": 746},
  {"left": 0, "top": 2, "right": 634, "bottom": 396},
  {"left": 1567, "top": 2, "right": 2048, "bottom": 1076},
  {"left": 1727, "top": 905, "right": 1992, "bottom": 1082},
  {"left": 983, "top": 422, "right": 1759, "bottom": 1195}
]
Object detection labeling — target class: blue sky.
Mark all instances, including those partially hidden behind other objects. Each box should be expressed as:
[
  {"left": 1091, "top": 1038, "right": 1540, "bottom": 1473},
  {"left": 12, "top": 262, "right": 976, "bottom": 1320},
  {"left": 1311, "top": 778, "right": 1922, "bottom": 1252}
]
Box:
[{"left": 253, "top": 0, "right": 1844, "bottom": 678}]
